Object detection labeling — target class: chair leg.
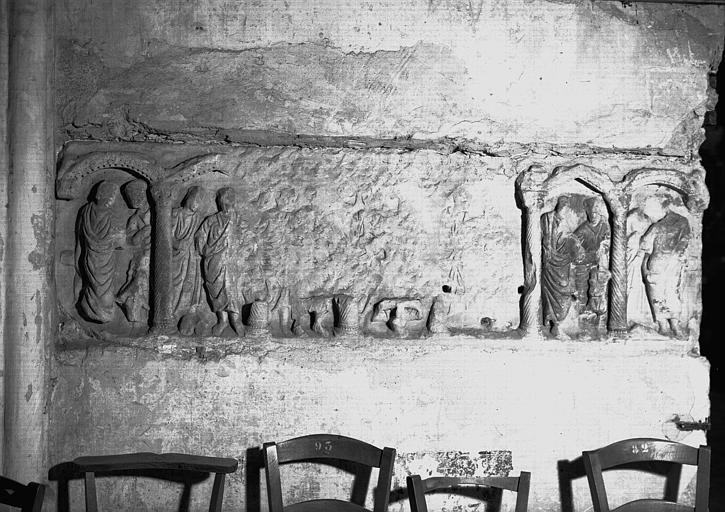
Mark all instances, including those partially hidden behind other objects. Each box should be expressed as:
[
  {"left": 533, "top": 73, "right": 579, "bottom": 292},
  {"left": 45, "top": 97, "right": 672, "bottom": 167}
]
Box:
[
  {"left": 84, "top": 473, "right": 98, "bottom": 512},
  {"left": 208, "top": 473, "right": 226, "bottom": 512}
]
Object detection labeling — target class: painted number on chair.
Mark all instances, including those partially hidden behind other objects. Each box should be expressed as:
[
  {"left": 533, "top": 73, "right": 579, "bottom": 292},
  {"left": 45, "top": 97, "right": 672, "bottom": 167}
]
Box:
[{"left": 315, "top": 441, "right": 333, "bottom": 454}]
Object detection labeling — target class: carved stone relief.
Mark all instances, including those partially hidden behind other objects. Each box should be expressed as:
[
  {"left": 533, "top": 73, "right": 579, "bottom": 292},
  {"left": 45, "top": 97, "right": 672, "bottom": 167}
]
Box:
[
  {"left": 516, "top": 164, "right": 707, "bottom": 340},
  {"left": 55, "top": 143, "right": 708, "bottom": 345}
]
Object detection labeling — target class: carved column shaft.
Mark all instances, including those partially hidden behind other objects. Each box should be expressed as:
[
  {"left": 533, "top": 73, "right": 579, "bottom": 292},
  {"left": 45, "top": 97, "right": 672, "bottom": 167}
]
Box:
[
  {"left": 4, "top": 0, "right": 53, "bottom": 481},
  {"left": 607, "top": 211, "right": 628, "bottom": 334},
  {"left": 519, "top": 205, "right": 542, "bottom": 337},
  {"left": 151, "top": 183, "right": 175, "bottom": 332}
]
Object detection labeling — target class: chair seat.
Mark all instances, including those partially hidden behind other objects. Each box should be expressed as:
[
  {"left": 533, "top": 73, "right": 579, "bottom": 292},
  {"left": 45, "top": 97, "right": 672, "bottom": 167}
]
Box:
[{"left": 73, "top": 452, "right": 238, "bottom": 474}]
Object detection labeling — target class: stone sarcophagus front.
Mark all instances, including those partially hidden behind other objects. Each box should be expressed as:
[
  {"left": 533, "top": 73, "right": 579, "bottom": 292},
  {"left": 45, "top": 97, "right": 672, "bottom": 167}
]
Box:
[
  {"left": 55, "top": 141, "right": 708, "bottom": 348},
  {"left": 516, "top": 164, "right": 708, "bottom": 342}
]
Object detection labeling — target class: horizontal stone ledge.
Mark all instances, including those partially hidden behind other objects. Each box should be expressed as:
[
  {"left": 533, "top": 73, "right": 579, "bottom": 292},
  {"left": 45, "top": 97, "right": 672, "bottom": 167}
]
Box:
[{"left": 55, "top": 332, "right": 702, "bottom": 362}]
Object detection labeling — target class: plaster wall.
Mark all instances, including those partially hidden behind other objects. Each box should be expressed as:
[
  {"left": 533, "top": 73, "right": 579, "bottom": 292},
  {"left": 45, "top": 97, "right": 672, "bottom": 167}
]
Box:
[{"left": 49, "top": 339, "right": 708, "bottom": 512}]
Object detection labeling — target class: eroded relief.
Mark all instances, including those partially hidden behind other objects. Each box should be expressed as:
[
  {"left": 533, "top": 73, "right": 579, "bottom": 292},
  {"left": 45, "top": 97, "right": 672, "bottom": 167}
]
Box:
[
  {"left": 639, "top": 196, "right": 691, "bottom": 337},
  {"left": 76, "top": 181, "right": 124, "bottom": 324},
  {"left": 56, "top": 144, "right": 707, "bottom": 346},
  {"left": 118, "top": 180, "right": 151, "bottom": 325},
  {"left": 516, "top": 164, "right": 707, "bottom": 341}
]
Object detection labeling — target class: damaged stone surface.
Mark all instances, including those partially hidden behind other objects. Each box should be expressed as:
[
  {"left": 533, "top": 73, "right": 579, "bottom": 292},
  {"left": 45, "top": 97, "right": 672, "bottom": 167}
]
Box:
[
  {"left": 48, "top": 337, "right": 709, "bottom": 511},
  {"left": 54, "top": 142, "right": 708, "bottom": 346},
  {"left": 55, "top": 1, "right": 723, "bottom": 154}
]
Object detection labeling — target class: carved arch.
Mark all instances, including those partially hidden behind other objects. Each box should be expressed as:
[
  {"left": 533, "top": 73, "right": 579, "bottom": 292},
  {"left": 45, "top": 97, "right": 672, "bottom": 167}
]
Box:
[
  {"left": 621, "top": 168, "right": 709, "bottom": 212},
  {"left": 541, "top": 164, "right": 623, "bottom": 214},
  {"left": 165, "top": 153, "right": 240, "bottom": 186},
  {"left": 56, "top": 151, "right": 158, "bottom": 199}
]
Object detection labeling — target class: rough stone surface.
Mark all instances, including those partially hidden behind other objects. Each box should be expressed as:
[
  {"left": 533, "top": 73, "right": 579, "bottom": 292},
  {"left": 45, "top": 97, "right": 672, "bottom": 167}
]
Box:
[
  {"left": 48, "top": 338, "right": 708, "bottom": 511},
  {"left": 55, "top": 1, "right": 723, "bottom": 154}
]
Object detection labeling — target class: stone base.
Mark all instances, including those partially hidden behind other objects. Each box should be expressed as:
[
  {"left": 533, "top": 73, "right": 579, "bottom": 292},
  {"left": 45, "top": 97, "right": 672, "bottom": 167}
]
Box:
[{"left": 49, "top": 336, "right": 708, "bottom": 511}]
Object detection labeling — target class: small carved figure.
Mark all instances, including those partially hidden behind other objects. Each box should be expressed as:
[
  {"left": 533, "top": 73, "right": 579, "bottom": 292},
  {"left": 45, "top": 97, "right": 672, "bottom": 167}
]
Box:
[
  {"left": 248, "top": 300, "right": 269, "bottom": 334},
  {"left": 117, "top": 180, "right": 152, "bottom": 325},
  {"left": 308, "top": 298, "right": 332, "bottom": 336},
  {"left": 195, "top": 187, "right": 244, "bottom": 336},
  {"left": 274, "top": 287, "right": 294, "bottom": 335},
  {"left": 427, "top": 286, "right": 452, "bottom": 334},
  {"left": 76, "top": 181, "right": 124, "bottom": 323},
  {"left": 334, "top": 295, "right": 359, "bottom": 335},
  {"left": 573, "top": 198, "right": 610, "bottom": 312},
  {"left": 171, "top": 186, "right": 205, "bottom": 319},
  {"left": 389, "top": 300, "right": 424, "bottom": 335},
  {"left": 639, "top": 197, "right": 691, "bottom": 337},
  {"left": 541, "top": 197, "right": 585, "bottom": 336}
]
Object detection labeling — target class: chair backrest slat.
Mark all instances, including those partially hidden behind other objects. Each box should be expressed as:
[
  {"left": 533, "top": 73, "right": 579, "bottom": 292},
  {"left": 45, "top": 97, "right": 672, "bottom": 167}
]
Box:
[
  {"left": 582, "top": 439, "right": 709, "bottom": 512},
  {"left": 275, "top": 434, "right": 383, "bottom": 467},
  {"left": 69, "top": 452, "right": 238, "bottom": 512},
  {"left": 406, "top": 471, "right": 531, "bottom": 512},
  {"left": 264, "top": 434, "right": 396, "bottom": 512}
]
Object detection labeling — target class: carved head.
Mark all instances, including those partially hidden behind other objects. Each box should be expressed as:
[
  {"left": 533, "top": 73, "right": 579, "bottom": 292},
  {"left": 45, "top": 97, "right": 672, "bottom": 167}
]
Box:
[
  {"left": 642, "top": 196, "right": 668, "bottom": 222},
  {"left": 554, "top": 197, "right": 578, "bottom": 233},
  {"left": 122, "top": 180, "right": 148, "bottom": 209},
  {"left": 95, "top": 181, "right": 119, "bottom": 208},
  {"left": 183, "top": 186, "right": 205, "bottom": 212},
  {"left": 584, "top": 197, "right": 607, "bottom": 222},
  {"left": 216, "top": 187, "right": 236, "bottom": 212}
]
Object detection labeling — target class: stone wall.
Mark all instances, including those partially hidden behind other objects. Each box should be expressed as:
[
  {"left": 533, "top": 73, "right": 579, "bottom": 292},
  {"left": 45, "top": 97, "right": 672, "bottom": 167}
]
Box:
[{"left": 41, "top": 1, "right": 725, "bottom": 511}]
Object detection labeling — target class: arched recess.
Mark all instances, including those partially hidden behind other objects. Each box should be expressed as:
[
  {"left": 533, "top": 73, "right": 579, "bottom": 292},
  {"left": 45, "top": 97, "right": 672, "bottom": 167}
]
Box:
[
  {"left": 620, "top": 167, "right": 709, "bottom": 337},
  {"left": 56, "top": 151, "right": 159, "bottom": 199},
  {"left": 516, "top": 164, "right": 629, "bottom": 337},
  {"left": 55, "top": 150, "right": 176, "bottom": 333}
]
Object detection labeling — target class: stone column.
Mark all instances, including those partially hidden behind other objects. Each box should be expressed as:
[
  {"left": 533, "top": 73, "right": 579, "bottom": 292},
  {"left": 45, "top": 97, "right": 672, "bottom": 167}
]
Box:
[
  {"left": 519, "top": 205, "right": 543, "bottom": 338},
  {"left": 150, "top": 182, "right": 175, "bottom": 332},
  {"left": 4, "top": 0, "right": 54, "bottom": 482},
  {"left": 607, "top": 209, "right": 628, "bottom": 334}
]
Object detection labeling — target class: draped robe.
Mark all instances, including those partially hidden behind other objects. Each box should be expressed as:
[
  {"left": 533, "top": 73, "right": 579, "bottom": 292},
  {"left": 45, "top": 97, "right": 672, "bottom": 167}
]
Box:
[
  {"left": 195, "top": 211, "right": 241, "bottom": 314},
  {"left": 171, "top": 206, "right": 203, "bottom": 316},
  {"left": 77, "top": 202, "right": 119, "bottom": 323},
  {"left": 541, "top": 211, "right": 582, "bottom": 325}
]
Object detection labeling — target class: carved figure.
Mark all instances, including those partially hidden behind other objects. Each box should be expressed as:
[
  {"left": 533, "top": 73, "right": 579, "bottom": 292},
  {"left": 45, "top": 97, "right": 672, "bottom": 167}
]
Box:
[
  {"left": 195, "top": 187, "right": 244, "bottom": 336},
  {"left": 541, "top": 197, "right": 584, "bottom": 336},
  {"left": 372, "top": 298, "right": 424, "bottom": 335},
  {"left": 573, "top": 198, "right": 610, "bottom": 311},
  {"left": 76, "top": 181, "right": 124, "bottom": 323},
  {"left": 639, "top": 197, "right": 691, "bottom": 337},
  {"left": 308, "top": 298, "right": 332, "bottom": 336},
  {"left": 626, "top": 208, "right": 653, "bottom": 325},
  {"left": 334, "top": 295, "right": 359, "bottom": 335},
  {"left": 427, "top": 286, "right": 452, "bottom": 334},
  {"left": 171, "top": 186, "right": 205, "bottom": 318},
  {"left": 117, "top": 180, "right": 152, "bottom": 324}
]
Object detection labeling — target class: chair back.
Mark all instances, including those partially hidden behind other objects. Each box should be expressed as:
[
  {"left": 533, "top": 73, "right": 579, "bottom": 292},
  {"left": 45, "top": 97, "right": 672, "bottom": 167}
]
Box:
[
  {"left": 0, "top": 475, "right": 45, "bottom": 512},
  {"left": 583, "top": 438, "right": 710, "bottom": 512},
  {"left": 263, "top": 434, "right": 396, "bottom": 512},
  {"left": 72, "top": 452, "right": 238, "bottom": 512},
  {"left": 406, "top": 473, "right": 530, "bottom": 512}
]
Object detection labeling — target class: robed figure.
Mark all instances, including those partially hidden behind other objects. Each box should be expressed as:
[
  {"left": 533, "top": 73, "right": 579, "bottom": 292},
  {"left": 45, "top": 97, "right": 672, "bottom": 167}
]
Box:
[
  {"left": 640, "top": 197, "right": 691, "bottom": 337},
  {"left": 573, "top": 198, "right": 610, "bottom": 312},
  {"left": 195, "top": 187, "right": 244, "bottom": 336},
  {"left": 171, "top": 186, "right": 205, "bottom": 318},
  {"left": 76, "top": 181, "right": 123, "bottom": 323},
  {"left": 117, "top": 180, "right": 152, "bottom": 325},
  {"left": 541, "top": 198, "right": 584, "bottom": 335}
]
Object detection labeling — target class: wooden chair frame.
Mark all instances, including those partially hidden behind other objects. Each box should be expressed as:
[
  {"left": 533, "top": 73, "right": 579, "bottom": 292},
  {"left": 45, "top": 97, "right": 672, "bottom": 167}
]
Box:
[
  {"left": 263, "top": 434, "right": 396, "bottom": 512},
  {"left": 583, "top": 438, "right": 710, "bottom": 512},
  {"left": 406, "top": 472, "right": 531, "bottom": 512},
  {"left": 72, "top": 452, "right": 238, "bottom": 512},
  {"left": 0, "top": 476, "right": 45, "bottom": 512}
]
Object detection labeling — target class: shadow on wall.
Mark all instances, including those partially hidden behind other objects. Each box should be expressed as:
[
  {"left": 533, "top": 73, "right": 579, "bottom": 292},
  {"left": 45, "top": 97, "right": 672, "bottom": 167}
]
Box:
[{"left": 699, "top": 42, "right": 725, "bottom": 511}]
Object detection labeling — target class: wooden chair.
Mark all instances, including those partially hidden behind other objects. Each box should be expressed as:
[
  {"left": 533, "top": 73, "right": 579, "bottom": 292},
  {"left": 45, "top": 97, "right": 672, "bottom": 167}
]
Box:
[
  {"left": 72, "top": 452, "right": 238, "bottom": 512},
  {"left": 582, "top": 438, "right": 710, "bottom": 512},
  {"left": 263, "top": 434, "right": 396, "bottom": 512},
  {"left": 0, "top": 476, "right": 44, "bottom": 512},
  {"left": 406, "top": 472, "right": 531, "bottom": 512}
]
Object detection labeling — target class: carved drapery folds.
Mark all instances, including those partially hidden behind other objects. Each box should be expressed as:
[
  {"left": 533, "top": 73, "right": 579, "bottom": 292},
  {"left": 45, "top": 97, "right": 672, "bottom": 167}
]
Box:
[{"left": 516, "top": 164, "right": 708, "bottom": 339}]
